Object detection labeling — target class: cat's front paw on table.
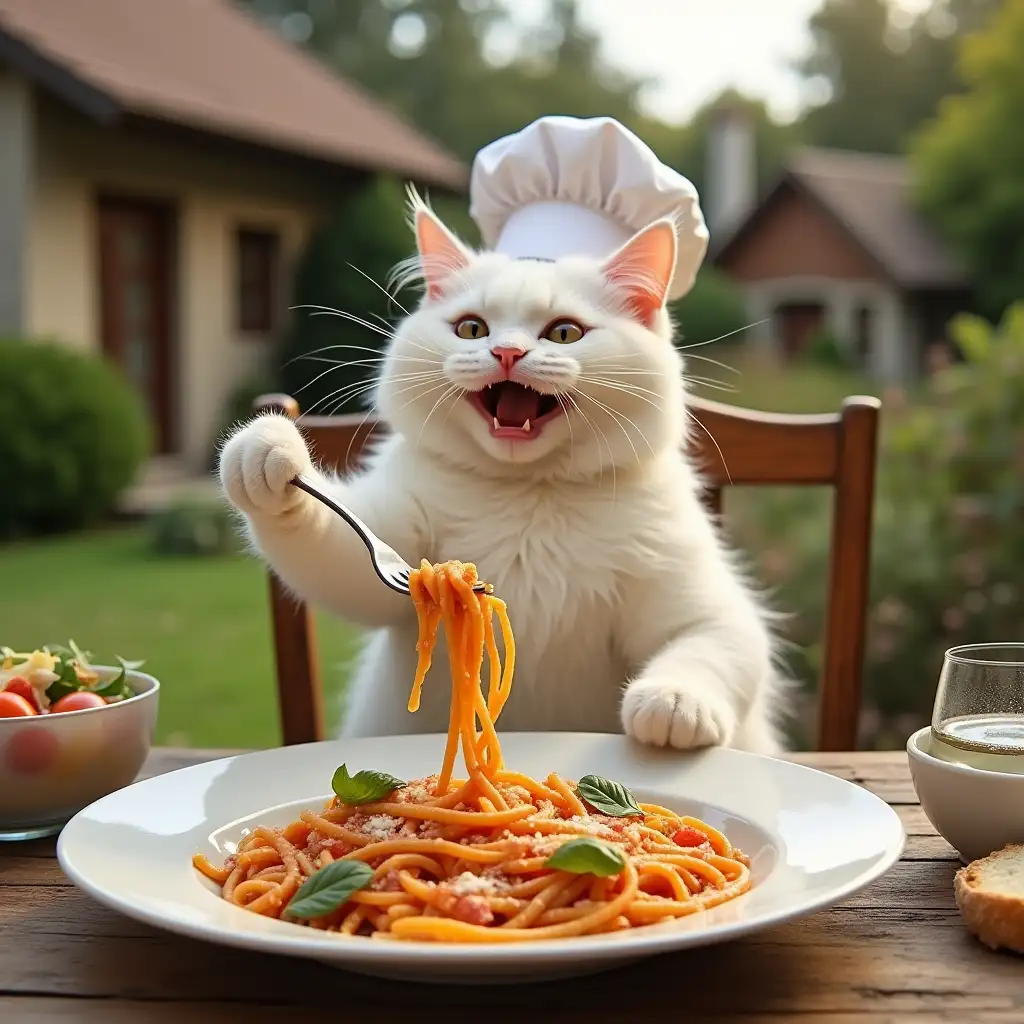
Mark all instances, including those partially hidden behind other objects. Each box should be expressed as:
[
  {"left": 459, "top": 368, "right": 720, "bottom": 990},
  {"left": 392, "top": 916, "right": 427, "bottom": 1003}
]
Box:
[
  {"left": 219, "top": 414, "right": 314, "bottom": 518},
  {"left": 621, "top": 678, "right": 737, "bottom": 750}
]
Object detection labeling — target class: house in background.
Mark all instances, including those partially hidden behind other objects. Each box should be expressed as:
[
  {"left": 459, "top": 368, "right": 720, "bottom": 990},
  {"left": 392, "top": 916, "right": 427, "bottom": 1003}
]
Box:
[
  {"left": 705, "top": 109, "right": 971, "bottom": 383},
  {"left": 0, "top": 0, "right": 463, "bottom": 470}
]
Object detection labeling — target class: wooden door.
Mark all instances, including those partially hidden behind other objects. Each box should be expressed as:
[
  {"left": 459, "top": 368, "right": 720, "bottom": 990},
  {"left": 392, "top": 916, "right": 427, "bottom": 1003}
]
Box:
[
  {"left": 98, "top": 198, "right": 176, "bottom": 453},
  {"left": 776, "top": 302, "right": 825, "bottom": 360}
]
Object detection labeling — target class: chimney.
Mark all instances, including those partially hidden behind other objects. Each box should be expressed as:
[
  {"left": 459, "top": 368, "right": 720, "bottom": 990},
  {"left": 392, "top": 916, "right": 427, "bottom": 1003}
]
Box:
[{"left": 706, "top": 101, "right": 756, "bottom": 240}]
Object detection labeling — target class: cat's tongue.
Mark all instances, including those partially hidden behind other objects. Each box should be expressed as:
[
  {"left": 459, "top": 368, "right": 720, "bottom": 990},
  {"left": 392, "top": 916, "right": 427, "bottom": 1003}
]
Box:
[{"left": 495, "top": 383, "right": 541, "bottom": 426}]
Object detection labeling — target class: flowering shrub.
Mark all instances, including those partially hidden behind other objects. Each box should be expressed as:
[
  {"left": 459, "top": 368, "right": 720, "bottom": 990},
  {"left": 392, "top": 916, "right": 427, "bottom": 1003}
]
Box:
[{"left": 731, "top": 304, "right": 1024, "bottom": 747}]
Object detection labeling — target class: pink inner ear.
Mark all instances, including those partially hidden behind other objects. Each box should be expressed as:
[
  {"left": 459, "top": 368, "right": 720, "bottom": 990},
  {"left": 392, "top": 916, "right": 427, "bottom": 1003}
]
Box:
[
  {"left": 416, "top": 209, "right": 469, "bottom": 301},
  {"left": 602, "top": 220, "right": 677, "bottom": 328}
]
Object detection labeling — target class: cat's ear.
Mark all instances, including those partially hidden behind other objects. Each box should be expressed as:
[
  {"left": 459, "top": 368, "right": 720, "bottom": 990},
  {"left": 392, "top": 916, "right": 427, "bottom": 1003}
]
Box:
[
  {"left": 601, "top": 219, "right": 677, "bottom": 328},
  {"left": 414, "top": 205, "right": 471, "bottom": 302}
]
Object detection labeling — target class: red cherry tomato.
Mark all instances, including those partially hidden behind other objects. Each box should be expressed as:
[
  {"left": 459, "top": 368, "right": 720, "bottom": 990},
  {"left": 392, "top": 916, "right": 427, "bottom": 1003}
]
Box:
[
  {"left": 4, "top": 726, "right": 59, "bottom": 774},
  {"left": 3, "top": 677, "right": 41, "bottom": 712},
  {"left": 0, "top": 691, "right": 36, "bottom": 717},
  {"left": 672, "top": 826, "right": 708, "bottom": 848},
  {"left": 50, "top": 691, "right": 107, "bottom": 714}
]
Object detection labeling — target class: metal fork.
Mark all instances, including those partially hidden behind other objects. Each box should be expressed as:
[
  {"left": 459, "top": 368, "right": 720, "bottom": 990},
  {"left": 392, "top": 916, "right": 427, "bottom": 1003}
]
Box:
[{"left": 291, "top": 474, "right": 486, "bottom": 596}]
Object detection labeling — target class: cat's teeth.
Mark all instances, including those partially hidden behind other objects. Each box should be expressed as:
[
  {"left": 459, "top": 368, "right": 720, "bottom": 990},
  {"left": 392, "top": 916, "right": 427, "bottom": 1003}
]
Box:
[
  {"left": 493, "top": 417, "right": 500, "bottom": 431},
  {"left": 523, "top": 419, "right": 531, "bottom": 432}
]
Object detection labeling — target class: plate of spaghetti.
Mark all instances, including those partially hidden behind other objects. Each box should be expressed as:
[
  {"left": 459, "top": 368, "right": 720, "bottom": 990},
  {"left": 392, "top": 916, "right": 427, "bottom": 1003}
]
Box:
[{"left": 58, "top": 561, "right": 904, "bottom": 983}]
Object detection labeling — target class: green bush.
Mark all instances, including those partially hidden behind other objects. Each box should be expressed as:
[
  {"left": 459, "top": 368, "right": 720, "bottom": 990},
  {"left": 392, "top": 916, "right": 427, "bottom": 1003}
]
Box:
[
  {"left": 803, "top": 327, "right": 856, "bottom": 372},
  {"left": 670, "top": 268, "right": 750, "bottom": 350},
  {"left": 735, "top": 303, "right": 1024, "bottom": 747},
  {"left": 0, "top": 338, "right": 150, "bottom": 538},
  {"left": 148, "top": 499, "right": 240, "bottom": 557},
  {"left": 278, "top": 176, "right": 415, "bottom": 416}
]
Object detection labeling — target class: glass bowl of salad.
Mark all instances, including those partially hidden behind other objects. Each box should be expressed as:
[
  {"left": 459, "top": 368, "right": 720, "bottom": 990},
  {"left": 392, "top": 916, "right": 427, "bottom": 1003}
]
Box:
[{"left": 0, "top": 642, "right": 159, "bottom": 840}]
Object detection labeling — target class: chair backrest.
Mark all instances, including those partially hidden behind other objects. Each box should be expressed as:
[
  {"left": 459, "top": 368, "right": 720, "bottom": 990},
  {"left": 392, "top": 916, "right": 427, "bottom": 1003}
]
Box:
[{"left": 253, "top": 390, "right": 880, "bottom": 751}]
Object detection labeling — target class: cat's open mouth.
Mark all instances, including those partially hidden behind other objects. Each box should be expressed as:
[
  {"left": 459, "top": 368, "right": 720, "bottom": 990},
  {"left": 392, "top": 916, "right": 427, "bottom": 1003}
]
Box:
[{"left": 468, "top": 382, "right": 563, "bottom": 440}]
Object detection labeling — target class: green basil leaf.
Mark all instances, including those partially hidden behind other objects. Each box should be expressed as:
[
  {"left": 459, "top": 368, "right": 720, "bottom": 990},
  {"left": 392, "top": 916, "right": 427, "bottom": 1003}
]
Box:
[
  {"left": 91, "top": 657, "right": 135, "bottom": 701},
  {"left": 45, "top": 651, "right": 86, "bottom": 702},
  {"left": 331, "top": 764, "right": 406, "bottom": 806},
  {"left": 576, "top": 775, "right": 643, "bottom": 817},
  {"left": 284, "top": 860, "right": 374, "bottom": 920},
  {"left": 545, "top": 837, "right": 627, "bottom": 877},
  {"left": 67, "top": 639, "right": 94, "bottom": 665}
]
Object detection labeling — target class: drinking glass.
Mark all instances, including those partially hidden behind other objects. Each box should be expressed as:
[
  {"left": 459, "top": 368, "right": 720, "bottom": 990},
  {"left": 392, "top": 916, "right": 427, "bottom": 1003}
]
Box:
[{"left": 930, "top": 644, "right": 1024, "bottom": 772}]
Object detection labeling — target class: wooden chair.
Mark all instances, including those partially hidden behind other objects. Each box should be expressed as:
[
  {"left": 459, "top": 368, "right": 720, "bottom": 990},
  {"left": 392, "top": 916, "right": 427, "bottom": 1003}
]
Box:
[{"left": 252, "top": 390, "right": 880, "bottom": 752}]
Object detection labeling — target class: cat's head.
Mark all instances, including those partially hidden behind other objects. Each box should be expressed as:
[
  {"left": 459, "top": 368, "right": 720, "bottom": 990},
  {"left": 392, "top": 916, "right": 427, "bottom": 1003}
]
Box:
[{"left": 376, "top": 196, "right": 688, "bottom": 478}]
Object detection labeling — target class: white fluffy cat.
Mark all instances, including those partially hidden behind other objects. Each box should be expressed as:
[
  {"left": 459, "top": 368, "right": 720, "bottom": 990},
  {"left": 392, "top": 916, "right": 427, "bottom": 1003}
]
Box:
[{"left": 220, "top": 199, "right": 785, "bottom": 753}]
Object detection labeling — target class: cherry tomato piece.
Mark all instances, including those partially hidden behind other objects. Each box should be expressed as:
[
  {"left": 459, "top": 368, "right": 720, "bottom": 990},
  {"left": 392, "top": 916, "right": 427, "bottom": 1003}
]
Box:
[
  {"left": 50, "top": 691, "right": 107, "bottom": 714},
  {"left": 4, "top": 726, "right": 59, "bottom": 774},
  {"left": 672, "top": 826, "right": 708, "bottom": 848},
  {"left": 0, "top": 691, "right": 36, "bottom": 717},
  {"left": 2, "top": 677, "right": 41, "bottom": 712}
]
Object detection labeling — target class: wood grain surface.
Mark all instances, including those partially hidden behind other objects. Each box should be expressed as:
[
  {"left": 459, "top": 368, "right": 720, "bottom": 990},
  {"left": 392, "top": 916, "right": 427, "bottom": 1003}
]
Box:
[{"left": 2, "top": 749, "right": 1019, "bottom": 1023}]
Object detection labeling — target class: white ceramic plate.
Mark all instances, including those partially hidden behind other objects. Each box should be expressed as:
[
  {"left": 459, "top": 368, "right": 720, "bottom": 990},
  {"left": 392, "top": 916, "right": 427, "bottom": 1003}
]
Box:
[{"left": 58, "top": 733, "right": 904, "bottom": 983}]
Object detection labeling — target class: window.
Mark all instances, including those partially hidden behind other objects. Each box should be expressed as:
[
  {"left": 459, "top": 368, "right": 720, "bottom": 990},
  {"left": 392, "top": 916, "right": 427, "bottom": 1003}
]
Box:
[{"left": 236, "top": 228, "right": 280, "bottom": 333}]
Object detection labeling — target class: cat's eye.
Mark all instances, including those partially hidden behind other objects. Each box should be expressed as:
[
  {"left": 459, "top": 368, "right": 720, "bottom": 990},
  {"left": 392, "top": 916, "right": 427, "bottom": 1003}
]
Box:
[
  {"left": 543, "top": 319, "right": 586, "bottom": 345},
  {"left": 454, "top": 316, "right": 489, "bottom": 340}
]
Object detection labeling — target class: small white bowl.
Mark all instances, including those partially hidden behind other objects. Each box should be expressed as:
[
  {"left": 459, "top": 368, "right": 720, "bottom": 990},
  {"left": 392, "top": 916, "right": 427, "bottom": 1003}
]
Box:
[
  {"left": 0, "top": 667, "right": 159, "bottom": 841},
  {"left": 907, "top": 725, "right": 1024, "bottom": 863}
]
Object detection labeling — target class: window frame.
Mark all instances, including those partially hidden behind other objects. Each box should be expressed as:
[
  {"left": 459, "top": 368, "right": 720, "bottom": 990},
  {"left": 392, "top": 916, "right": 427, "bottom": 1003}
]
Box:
[{"left": 235, "top": 226, "right": 281, "bottom": 335}]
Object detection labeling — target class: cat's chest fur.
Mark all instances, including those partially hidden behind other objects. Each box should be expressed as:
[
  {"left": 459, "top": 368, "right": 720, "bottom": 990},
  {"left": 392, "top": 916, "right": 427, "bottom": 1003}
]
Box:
[
  {"left": 409, "top": 460, "right": 660, "bottom": 729},
  {"left": 342, "top": 446, "right": 696, "bottom": 737}
]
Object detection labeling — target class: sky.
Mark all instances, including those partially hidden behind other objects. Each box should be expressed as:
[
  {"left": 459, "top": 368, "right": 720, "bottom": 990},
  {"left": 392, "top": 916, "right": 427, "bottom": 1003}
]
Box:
[{"left": 518, "top": 0, "right": 934, "bottom": 124}]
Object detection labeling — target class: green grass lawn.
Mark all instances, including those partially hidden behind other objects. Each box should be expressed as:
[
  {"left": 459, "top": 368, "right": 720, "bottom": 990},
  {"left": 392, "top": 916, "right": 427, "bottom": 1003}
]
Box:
[
  {"left": 0, "top": 527, "right": 361, "bottom": 748},
  {"left": 688, "top": 346, "right": 883, "bottom": 414}
]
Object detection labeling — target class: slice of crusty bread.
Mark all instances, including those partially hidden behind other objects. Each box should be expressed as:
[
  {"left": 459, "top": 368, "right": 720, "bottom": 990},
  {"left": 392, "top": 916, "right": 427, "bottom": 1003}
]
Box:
[{"left": 955, "top": 844, "right": 1024, "bottom": 954}]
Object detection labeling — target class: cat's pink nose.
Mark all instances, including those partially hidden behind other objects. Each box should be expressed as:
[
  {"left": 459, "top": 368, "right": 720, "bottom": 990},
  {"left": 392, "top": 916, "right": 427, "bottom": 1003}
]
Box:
[{"left": 491, "top": 345, "right": 526, "bottom": 376}]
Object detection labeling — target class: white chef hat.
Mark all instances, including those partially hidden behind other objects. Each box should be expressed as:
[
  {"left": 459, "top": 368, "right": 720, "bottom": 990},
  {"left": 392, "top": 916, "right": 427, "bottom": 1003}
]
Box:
[{"left": 469, "top": 115, "right": 708, "bottom": 300}]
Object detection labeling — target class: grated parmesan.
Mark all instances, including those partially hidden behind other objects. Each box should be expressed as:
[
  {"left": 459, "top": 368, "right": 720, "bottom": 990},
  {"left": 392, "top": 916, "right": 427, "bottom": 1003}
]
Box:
[
  {"left": 566, "top": 816, "right": 614, "bottom": 837},
  {"left": 447, "top": 872, "right": 506, "bottom": 896},
  {"left": 361, "top": 814, "right": 399, "bottom": 841}
]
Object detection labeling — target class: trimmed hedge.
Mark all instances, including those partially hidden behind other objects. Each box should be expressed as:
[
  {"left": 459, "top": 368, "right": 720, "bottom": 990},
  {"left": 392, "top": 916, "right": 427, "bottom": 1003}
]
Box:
[{"left": 0, "top": 338, "right": 150, "bottom": 538}]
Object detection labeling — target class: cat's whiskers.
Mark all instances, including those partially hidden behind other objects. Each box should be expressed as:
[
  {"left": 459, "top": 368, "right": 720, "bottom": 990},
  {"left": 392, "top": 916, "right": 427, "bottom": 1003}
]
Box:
[
  {"left": 378, "top": 377, "right": 455, "bottom": 424},
  {"left": 330, "top": 375, "right": 455, "bottom": 466},
  {"left": 685, "top": 410, "right": 732, "bottom": 484},
  {"left": 290, "top": 356, "right": 429, "bottom": 399},
  {"left": 682, "top": 376, "right": 737, "bottom": 393},
  {"left": 345, "top": 262, "right": 413, "bottom": 319},
  {"left": 294, "top": 364, "right": 441, "bottom": 406},
  {"left": 326, "top": 373, "right": 447, "bottom": 417},
  {"left": 560, "top": 390, "right": 615, "bottom": 496},
  {"left": 326, "top": 370, "right": 443, "bottom": 407},
  {"left": 682, "top": 353, "right": 741, "bottom": 376},
  {"left": 573, "top": 389, "right": 651, "bottom": 467},
  {"left": 581, "top": 372, "right": 659, "bottom": 380},
  {"left": 551, "top": 393, "right": 577, "bottom": 474},
  {"left": 677, "top": 320, "right": 767, "bottom": 351},
  {"left": 295, "top": 305, "right": 439, "bottom": 359},
  {"left": 301, "top": 370, "right": 445, "bottom": 417},
  {"left": 288, "top": 343, "right": 437, "bottom": 365},
  {"left": 416, "top": 384, "right": 465, "bottom": 447},
  {"left": 576, "top": 376, "right": 665, "bottom": 406}
]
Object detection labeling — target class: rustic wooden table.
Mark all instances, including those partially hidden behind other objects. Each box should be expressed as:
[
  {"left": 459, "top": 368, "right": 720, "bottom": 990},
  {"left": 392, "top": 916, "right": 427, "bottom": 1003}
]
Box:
[{"left": 2, "top": 749, "right": 1021, "bottom": 1023}]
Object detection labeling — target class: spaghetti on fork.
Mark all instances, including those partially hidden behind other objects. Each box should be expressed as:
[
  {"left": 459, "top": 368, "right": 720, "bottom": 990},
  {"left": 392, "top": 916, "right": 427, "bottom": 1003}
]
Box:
[{"left": 194, "top": 560, "right": 750, "bottom": 941}]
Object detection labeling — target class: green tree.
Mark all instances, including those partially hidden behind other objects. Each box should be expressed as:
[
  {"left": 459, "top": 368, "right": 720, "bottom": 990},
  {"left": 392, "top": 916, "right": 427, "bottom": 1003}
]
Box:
[
  {"left": 799, "top": 0, "right": 910, "bottom": 153},
  {"left": 912, "top": 0, "right": 1024, "bottom": 315},
  {"left": 797, "top": 0, "right": 1003, "bottom": 154},
  {"left": 244, "top": 0, "right": 644, "bottom": 163},
  {"left": 278, "top": 177, "right": 416, "bottom": 415}
]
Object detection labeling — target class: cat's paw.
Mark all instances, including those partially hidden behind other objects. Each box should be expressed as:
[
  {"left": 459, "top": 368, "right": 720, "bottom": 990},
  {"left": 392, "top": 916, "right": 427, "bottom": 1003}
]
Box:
[
  {"left": 219, "top": 414, "right": 314, "bottom": 518},
  {"left": 621, "top": 677, "right": 737, "bottom": 750}
]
